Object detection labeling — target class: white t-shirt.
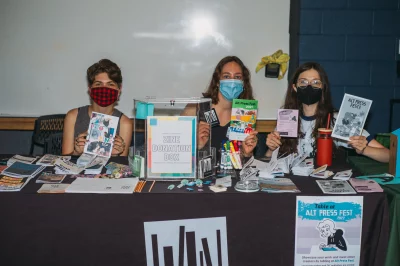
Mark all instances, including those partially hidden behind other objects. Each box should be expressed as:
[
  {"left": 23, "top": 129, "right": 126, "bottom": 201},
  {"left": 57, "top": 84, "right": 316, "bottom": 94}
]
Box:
[{"left": 297, "top": 114, "right": 371, "bottom": 158}]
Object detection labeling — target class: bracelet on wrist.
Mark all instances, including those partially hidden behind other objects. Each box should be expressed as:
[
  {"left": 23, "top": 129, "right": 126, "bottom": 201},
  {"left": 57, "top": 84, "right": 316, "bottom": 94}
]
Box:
[{"left": 360, "top": 146, "right": 367, "bottom": 154}]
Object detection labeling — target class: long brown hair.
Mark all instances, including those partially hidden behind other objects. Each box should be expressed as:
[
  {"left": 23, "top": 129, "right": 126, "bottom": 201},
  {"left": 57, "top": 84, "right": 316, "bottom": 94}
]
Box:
[
  {"left": 280, "top": 62, "right": 334, "bottom": 155},
  {"left": 203, "top": 56, "right": 254, "bottom": 104}
]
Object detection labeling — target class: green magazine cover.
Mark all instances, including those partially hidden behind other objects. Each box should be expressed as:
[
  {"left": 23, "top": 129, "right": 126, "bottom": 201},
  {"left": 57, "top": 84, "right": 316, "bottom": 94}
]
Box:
[{"left": 229, "top": 99, "right": 258, "bottom": 141}]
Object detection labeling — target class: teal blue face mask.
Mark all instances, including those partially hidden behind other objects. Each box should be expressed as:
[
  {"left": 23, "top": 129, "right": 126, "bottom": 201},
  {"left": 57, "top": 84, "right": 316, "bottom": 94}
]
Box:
[{"left": 219, "top": 79, "right": 244, "bottom": 102}]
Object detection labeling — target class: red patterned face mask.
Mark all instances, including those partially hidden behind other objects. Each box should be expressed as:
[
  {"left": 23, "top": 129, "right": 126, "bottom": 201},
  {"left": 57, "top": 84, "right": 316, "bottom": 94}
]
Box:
[{"left": 90, "top": 87, "right": 119, "bottom": 107}]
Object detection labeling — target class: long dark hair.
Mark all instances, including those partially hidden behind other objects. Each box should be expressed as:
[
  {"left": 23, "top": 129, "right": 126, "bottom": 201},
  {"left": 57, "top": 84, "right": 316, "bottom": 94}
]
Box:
[
  {"left": 203, "top": 56, "right": 254, "bottom": 104},
  {"left": 279, "top": 62, "right": 334, "bottom": 155}
]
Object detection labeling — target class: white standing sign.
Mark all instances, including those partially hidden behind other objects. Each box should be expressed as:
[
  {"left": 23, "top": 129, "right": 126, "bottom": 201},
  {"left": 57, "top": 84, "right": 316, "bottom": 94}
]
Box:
[
  {"left": 295, "top": 196, "right": 363, "bottom": 266},
  {"left": 147, "top": 116, "right": 197, "bottom": 178}
]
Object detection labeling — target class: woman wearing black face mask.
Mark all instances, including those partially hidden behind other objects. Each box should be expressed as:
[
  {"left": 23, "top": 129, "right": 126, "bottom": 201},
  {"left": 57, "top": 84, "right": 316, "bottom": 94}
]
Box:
[{"left": 265, "top": 62, "right": 389, "bottom": 163}]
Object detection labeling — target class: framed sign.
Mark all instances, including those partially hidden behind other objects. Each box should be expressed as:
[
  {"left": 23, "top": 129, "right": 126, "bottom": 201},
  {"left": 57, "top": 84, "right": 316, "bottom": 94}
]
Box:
[{"left": 146, "top": 116, "right": 197, "bottom": 179}]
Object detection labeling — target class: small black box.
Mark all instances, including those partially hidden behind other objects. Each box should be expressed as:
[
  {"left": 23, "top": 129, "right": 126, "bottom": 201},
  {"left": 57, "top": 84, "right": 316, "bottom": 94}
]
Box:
[{"left": 265, "top": 63, "right": 280, "bottom": 78}]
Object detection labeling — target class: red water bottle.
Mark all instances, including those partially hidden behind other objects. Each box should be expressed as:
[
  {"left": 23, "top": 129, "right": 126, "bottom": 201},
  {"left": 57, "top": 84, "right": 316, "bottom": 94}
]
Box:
[{"left": 317, "top": 128, "right": 333, "bottom": 166}]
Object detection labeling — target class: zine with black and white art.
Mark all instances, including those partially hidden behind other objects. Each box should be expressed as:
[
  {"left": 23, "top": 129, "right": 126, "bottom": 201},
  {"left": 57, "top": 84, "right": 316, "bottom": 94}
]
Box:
[
  {"left": 144, "top": 217, "right": 228, "bottom": 266},
  {"left": 332, "top": 94, "right": 372, "bottom": 141}
]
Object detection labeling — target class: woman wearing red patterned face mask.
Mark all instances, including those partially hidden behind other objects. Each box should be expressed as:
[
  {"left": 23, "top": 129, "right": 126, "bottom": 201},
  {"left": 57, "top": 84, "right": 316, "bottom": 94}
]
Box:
[{"left": 62, "top": 59, "right": 132, "bottom": 156}]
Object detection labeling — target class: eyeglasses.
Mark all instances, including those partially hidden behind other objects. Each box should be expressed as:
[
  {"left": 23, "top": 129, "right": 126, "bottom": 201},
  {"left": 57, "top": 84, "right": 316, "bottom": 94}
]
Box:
[{"left": 296, "top": 78, "right": 323, "bottom": 88}]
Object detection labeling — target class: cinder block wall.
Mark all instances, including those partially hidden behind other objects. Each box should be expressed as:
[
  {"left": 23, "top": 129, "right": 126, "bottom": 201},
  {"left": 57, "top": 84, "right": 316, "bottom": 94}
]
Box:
[{"left": 299, "top": 0, "right": 400, "bottom": 134}]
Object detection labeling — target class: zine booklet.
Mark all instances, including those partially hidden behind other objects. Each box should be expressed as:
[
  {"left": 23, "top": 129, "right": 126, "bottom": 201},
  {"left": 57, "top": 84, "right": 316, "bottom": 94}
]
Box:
[
  {"left": 7, "top": 155, "right": 36, "bottom": 166},
  {"left": 36, "top": 172, "right": 66, "bottom": 183},
  {"left": 276, "top": 109, "right": 299, "bottom": 137},
  {"left": 228, "top": 99, "right": 258, "bottom": 141},
  {"left": 349, "top": 178, "right": 383, "bottom": 193},
  {"left": 84, "top": 112, "right": 120, "bottom": 158},
  {"left": 0, "top": 175, "right": 32, "bottom": 192},
  {"left": 316, "top": 180, "right": 356, "bottom": 194},
  {"left": 36, "top": 154, "right": 71, "bottom": 166},
  {"left": 332, "top": 94, "right": 372, "bottom": 141}
]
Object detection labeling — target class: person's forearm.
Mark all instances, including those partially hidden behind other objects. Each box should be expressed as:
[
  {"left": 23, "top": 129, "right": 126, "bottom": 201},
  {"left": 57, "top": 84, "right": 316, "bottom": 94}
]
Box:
[{"left": 362, "top": 146, "right": 390, "bottom": 163}]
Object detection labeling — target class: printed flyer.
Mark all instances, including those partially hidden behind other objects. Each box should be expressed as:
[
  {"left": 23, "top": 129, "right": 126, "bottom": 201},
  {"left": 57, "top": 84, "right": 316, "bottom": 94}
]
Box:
[
  {"left": 147, "top": 116, "right": 197, "bottom": 179},
  {"left": 295, "top": 196, "right": 363, "bottom": 266}
]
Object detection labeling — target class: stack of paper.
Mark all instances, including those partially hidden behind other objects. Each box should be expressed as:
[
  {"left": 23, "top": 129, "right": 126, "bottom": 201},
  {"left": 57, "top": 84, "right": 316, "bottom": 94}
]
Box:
[
  {"left": 292, "top": 158, "right": 314, "bottom": 176},
  {"left": 310, "top": 164, "right": 334, "bottom": 179},
  {"left": 277, "top": 153, "right": 308, "bottom": 174},
  {"left": 36, "top": 172, "right": 66, "bottom": 183},
  {"left": 0, "top": 175, "right": 32, "bottom": 192},
  {"left": 0, "top": 161, "right": 45, "bottom": 192},
  {"left": 65, "top": 177, "right": 138, "bottom": 194},
  {"left": 333, "top": 170, "right": 353, "bottom": 180},
  {"left": 54, "top": 158, "right": 84, "bottom": 174},
  {"left": 36, "top": 154, "right": 71, "bottom": 166},
  {"left": 209, "top": 184, "right": 228, "bottom": 192},
  {"left": 256, "top": 148, "right": 280, "bottom": 177},
  {"left": 7, "top": 155, "right": 36, "bottom": 166},
  {"left": 215, "top": 175, "right": 232, "bottom": 187},
  {"left": 292, "top": 162, "right": 314, "bottom": 176},
  {"left": 84, "top": 156, "right": 109, "bottom": 175},
  {"left": 37, "top": 184, "right": 70, "bottom": 193},
  {"left": 256, "top": 148, "right": 309, "bottom": 177},
  {"left": 316, "top": 180, "right": 356, "bottom": 194},
  {"left": 1, "top": 161, "right": 45, "bottom": 178},
  {"left": 259, "top": 178, "right": 300, "bottom": 193},
  {"left": 349, "top": 178, "right": 383, "bottom": 193},
  {"left": 77, "top": 153, "right": 97, "bottom": 167}
]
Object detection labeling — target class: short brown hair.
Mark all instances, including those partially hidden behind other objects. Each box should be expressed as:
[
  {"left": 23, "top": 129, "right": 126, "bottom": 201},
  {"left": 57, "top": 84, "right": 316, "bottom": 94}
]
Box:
[
  {"left": 86, "top": 59, "right": 122, "bottom": 88},
  {"left": 203, "top": 56, "right": 254, "bottom": 104}
]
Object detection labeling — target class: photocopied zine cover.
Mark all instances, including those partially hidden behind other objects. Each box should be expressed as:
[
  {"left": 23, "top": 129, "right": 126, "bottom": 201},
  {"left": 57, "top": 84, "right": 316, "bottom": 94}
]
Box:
[
  {"left": 332, "top": 94, "right": 372, "bottom": 141},
  {"left": 316, "top": 180, "right": 356, "bottom": 194},
  {"left": 36, "top": 154, "right": 71, "bottom": 166},
  {"left": 295, "top": 196, "right": 363, "bottom": 266},
  {"left": 277, "top": 109, "right": 299, "bottom": 138},
  {"left": 228, "top": 99, "right": 258, "bottom": 141},
  {"left": 84, "top": 112, "right": 120, "bottom": 158}
]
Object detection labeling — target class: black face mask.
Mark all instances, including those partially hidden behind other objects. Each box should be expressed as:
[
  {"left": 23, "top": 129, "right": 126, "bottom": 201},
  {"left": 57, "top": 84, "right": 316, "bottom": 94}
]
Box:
[{"left": 296, "top": 85, "right": 322, "bottom": 105}]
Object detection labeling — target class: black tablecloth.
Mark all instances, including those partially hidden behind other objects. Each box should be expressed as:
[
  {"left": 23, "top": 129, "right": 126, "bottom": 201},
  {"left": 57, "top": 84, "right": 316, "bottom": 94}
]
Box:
[{"left": 0, "top": 154, "right": 389, "bottom": 266}]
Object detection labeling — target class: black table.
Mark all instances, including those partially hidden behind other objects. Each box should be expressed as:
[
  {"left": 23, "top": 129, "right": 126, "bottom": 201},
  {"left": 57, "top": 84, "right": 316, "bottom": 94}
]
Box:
[{"left": 0, "top": 155, "right": 389, "bottom": 266}]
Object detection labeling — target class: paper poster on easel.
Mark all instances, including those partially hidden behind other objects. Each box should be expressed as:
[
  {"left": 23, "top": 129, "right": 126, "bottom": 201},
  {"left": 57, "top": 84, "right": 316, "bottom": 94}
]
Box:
[
  {"left": 294, "top": 196, "right": 363, "bottom": 266},
  {"left": 147, "top": 116, "right": 197, "bottom": 179}
]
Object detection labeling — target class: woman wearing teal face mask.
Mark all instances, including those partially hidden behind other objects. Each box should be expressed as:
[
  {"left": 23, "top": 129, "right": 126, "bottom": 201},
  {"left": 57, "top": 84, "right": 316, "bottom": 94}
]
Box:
[{"left": 183, "top": 56, "right": 258, "bottom": 157}]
